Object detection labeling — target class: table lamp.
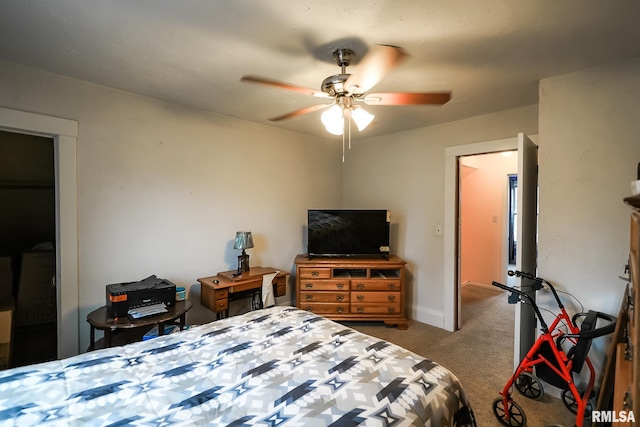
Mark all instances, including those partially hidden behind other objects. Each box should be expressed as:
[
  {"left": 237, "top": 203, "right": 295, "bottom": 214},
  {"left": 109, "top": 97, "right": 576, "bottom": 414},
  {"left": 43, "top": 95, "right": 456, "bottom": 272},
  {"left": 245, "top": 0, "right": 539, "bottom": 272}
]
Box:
[{"left": 234, "top": 231, "right": 254, "bottom": 274}]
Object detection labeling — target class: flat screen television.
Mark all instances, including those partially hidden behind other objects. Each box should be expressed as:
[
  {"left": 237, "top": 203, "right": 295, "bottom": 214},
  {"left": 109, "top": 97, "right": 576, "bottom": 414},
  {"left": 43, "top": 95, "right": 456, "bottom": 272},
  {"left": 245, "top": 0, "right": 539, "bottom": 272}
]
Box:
[{"left": 307, "top": 209, "right": 390, "bottom": 258}]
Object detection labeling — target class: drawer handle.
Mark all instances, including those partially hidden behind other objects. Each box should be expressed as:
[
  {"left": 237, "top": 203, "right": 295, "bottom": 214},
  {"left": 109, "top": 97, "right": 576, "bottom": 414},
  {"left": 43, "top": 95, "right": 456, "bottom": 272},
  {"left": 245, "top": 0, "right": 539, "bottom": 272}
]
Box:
[
  {"left": 305, "top": 294, "right": 313, "bottom": 301},
  {"left": 311, "top": 271, "right": 319, "bottom": 277},
  {"left": 337, "top": 306, "right": 344, "bottom": 313},
  {"left": 357, "top": 307, "right": 364, "bottom": 313},
  {"left": 336, "top": 283, "right": 344, "bottom": 289},
  {"left": 356, "top": 283, "right": 364, "bottom": 290},
  {"left": 357, "top": 295, "right": 364, "bottom": 301},
  {"left": 304, "top": 306, "right": 313, "bottom": 312},
  {"left": 388, "top": 283, "right": 396, "bottom": 289},
  {"left": 336, "top": 295, "right": 344, "bottom": 301},
  {"left": 388, "top": 307, "right": 396, "bottom": 313},
  {"left": 305, "top": 283, "right": 313, "bottom": 288},
  {"left": 388, "top": 295, "right": 396, "bottom": 301}
]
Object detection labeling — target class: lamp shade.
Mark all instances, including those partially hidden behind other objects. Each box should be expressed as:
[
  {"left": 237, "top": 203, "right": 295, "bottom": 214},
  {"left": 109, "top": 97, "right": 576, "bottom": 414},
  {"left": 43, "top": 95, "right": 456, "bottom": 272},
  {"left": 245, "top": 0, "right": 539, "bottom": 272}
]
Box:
[
  {"left": 233, "top": 231, "right": 254, "bottom": 250},
  {"left": 321, "top": 105, "right": 344, "bottom": 135},
  {"left": 351, "top": 107, "right": 375, "bottom": 131}
]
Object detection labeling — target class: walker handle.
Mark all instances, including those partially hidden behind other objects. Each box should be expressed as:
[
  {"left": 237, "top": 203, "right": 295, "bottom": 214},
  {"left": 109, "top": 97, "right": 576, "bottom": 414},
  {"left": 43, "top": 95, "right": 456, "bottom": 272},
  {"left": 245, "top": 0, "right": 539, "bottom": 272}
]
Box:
[
  {"left": 508, "top": 270, "right": 544, "bottom": 289},
  {"left": 508, "top": 270, "right": 565, "bottom": 309},
  {"left": 492, "top": 280, "right": 550, "bottom": 332}
]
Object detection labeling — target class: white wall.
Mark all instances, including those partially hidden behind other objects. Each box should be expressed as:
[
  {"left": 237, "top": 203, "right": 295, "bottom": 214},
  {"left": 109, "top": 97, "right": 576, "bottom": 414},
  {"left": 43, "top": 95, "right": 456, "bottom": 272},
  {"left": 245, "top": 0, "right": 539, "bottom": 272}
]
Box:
[
  {"left": 0, "top": 61, "right": 342, "bottom": 353},
  {"left": 537, "top": 56, "right": 640, "bottom": 372},
  {"left": 538, "top": 56, "right": 640, "bottom": 314},
  {"left": 343, "top": 105, "right": 539, "bottom": 326}
]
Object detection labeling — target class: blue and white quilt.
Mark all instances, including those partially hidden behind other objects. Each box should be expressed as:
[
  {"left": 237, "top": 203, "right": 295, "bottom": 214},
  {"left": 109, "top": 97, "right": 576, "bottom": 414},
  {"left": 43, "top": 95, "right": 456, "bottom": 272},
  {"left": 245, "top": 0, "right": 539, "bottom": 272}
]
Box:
[{"left": 0, "top": 306, "right": 475, "bottom": 426}]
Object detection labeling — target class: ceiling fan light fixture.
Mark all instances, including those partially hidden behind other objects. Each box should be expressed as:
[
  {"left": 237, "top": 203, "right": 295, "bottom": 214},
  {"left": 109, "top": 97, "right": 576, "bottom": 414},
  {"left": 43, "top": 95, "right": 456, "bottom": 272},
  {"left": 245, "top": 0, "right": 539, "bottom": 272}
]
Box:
[
  {"left": 324, "top": 122, "right": 344, "bottom": 136},
  {"left": 321, "top": 105, "right": 344, "bottom": 135},
  {"left": 351, "top": 107, "right": 374, "bottom": 131}
]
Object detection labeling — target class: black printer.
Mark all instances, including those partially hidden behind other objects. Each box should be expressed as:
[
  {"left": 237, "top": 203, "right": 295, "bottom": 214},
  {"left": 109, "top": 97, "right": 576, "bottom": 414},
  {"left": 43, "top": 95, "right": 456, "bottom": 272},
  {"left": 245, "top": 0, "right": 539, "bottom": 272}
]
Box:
[{"left": 106, "top": 275, "right": 176, "bottom": 318}]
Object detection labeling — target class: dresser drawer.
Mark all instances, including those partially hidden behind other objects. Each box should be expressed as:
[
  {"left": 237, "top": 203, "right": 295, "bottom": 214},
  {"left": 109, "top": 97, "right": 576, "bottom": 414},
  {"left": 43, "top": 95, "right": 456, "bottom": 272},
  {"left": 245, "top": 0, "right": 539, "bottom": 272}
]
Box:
[
  {"left": 299, "top": 280, "right": 348, "bottom": 291},
  {"left": 200, "top": 285, "right": 228, "bottom": 313},
  {"left": 215, "top": 289, "right": 228, "bottom": 300},
  {"left": 351, "top": 279, "right": 401, "bottom": 291},
  {"left": 351, "top": 303, "right": 401, "bottom": 315},
  {"left": 299, "top": 267, "right": 331, "bottom": 279},
  {"left": 274, "top": 276, "right": 287, "bottom": 297},
  {"left": 300, "top": 302, "right": 349, "bottom": 315},
  {"left": 352, "top": 291, "right": 399, "bottom": 303},
  {"left": 229, "top": 278, "right": 262, "bottom": 293},
  {"left": 300, "top": 291, "right": 349, "bottom": 303},
  {"left": 213, "top": 298, "right": 228, "bottom": 312},
  {"left": 275, "top": 283, "right": 286, "bottom": 297}
]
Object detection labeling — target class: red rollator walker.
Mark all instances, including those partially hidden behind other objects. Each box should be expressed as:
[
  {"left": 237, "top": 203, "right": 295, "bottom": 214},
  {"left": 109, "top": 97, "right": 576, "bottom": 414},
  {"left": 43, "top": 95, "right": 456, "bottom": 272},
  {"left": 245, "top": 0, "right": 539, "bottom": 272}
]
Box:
[{"left": 491, "top": 270, "right": 616, "bottom": 427}]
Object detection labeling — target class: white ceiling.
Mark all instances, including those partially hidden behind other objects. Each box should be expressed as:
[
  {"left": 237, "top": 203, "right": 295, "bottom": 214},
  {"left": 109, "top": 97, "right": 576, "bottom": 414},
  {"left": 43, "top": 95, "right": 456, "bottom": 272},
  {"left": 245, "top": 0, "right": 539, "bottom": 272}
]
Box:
[{"left": 1, "top": 1, "right": 640, "bottom": 138}]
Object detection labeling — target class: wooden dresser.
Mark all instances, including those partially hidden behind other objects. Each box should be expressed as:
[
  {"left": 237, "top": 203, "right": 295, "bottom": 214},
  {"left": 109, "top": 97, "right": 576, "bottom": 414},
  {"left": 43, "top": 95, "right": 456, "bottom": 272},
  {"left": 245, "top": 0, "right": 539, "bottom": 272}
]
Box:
[
  {"left": 294, "top": 254, "right": 408, "bottom": 329},
  {"left": 620, "top": 196, "right": 640, "bottom": 420},
  {"left": 595, "top": 195, "right": 639, "bottom": 426}
]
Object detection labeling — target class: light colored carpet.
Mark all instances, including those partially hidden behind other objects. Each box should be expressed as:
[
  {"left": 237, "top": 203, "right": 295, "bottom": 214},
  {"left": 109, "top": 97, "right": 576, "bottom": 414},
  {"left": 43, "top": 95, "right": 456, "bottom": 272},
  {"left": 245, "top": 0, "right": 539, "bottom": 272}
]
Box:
[{"left": 350, "top": 284, "right": 582, "bottom": 427}]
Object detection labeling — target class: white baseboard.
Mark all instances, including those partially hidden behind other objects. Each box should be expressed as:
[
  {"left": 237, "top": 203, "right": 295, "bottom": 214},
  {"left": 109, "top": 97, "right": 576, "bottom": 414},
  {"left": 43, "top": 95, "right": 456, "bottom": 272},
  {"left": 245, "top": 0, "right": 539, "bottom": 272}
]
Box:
[{"left": 410, "top": 303, "right": 444, "bottom": 328}]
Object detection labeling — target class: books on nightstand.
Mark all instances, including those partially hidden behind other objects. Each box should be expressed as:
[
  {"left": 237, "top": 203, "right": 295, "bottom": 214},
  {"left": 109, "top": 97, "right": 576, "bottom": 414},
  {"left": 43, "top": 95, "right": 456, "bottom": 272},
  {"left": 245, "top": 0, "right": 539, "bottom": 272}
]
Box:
[{"left": 143, "top": 324, "right": 189, "bottom": 340}]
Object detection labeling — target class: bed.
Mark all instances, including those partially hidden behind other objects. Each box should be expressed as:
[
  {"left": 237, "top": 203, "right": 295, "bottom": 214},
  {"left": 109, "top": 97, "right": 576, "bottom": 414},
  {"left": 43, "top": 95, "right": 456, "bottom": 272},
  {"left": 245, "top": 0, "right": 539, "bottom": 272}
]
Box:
[{"left": 0, "top": 306, "right": 475, "bottom": 426}]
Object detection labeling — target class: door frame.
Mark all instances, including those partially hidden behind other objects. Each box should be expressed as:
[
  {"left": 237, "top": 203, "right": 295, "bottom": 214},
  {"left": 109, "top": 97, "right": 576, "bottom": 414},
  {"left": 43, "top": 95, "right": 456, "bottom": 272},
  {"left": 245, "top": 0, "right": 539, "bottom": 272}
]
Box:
[
  {"left": 445, "top": 134, "right": 538, "bottom": 367},
  {"left": 0, "top": 107, "right": 79, "bottom": 358},
  {"left": 444, "top": 136, "right": 519, "bottom": 331}
]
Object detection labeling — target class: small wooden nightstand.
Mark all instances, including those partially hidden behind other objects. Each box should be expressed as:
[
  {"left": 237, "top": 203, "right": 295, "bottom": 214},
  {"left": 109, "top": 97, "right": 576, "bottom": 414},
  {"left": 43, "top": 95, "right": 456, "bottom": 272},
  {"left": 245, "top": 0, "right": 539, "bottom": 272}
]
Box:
[
  {"left": 198, "top": 267, "right": 288, "bottom": 318},
  {"left": 86, "top": 300, "right": 192, "bottom": 350}
]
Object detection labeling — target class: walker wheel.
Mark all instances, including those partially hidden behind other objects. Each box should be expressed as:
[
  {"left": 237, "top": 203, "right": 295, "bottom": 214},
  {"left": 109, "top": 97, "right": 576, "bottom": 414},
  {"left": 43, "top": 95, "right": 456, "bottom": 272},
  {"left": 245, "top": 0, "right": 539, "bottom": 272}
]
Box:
[
  {"left": 515, "top": 372, "right": 544, "bottom": 400},
  {"left": 492, "top": 397, "right": 527, "bottom": 426},
  {"left": 561, "top": 389, "right": 592, "bottom": 418}
]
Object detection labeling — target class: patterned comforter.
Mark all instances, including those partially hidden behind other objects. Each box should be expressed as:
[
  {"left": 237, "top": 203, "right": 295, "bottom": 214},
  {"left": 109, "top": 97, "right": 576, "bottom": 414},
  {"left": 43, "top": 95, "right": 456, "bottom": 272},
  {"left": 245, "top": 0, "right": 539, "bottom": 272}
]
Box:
[{"left": 0, "top": 306, "right": 475, "bottom": 426}]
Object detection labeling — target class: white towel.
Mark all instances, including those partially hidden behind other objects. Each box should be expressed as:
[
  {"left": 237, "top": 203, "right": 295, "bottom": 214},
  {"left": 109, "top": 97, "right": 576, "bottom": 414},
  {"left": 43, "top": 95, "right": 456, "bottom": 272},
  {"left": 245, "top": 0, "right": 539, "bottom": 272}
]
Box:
[{"left": 262, "top": 271, "right": 278, "bottom": 307}]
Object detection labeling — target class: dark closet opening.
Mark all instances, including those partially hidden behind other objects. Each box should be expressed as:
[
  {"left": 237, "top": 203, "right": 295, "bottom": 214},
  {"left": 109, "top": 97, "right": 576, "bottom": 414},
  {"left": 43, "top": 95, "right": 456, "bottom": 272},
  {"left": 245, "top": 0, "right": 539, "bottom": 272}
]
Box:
[{"left": 0, "top": 130, "right": 57, "bottom": 368}]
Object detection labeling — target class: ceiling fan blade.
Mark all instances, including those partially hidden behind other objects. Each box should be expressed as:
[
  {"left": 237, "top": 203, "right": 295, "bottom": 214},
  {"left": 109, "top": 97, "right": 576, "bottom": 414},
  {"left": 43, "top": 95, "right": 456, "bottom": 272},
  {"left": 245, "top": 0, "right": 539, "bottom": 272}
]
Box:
[
  {"left": 364, "top": 92, "right": 451, "bottom": 106},
  {"left": 269, "top": 103, "right": 331, "bottom": 121},
  {"left": 241, "top": 75, "right": 330, "bottom": 98},
  {"left": 344, "top": 45, "right": 409, "bottom": 94}
]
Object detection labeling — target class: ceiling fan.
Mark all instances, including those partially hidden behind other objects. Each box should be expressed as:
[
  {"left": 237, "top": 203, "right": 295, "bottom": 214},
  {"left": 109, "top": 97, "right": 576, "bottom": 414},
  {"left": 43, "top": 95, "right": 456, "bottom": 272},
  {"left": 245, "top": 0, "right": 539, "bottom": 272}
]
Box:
[{"left": 241, "top": 44, "right": 451, "bottom": 159}]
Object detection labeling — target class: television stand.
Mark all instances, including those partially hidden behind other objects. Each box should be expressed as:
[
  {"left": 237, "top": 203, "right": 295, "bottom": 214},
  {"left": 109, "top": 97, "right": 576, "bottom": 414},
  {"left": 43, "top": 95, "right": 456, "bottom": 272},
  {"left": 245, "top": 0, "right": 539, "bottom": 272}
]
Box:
[{"left": 294, "top": 254, "right": 408, "bottom": 329}]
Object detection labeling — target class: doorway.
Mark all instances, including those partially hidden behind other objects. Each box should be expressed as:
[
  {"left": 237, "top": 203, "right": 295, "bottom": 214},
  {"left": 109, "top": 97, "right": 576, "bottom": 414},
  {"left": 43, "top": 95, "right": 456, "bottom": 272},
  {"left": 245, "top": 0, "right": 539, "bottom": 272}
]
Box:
[
  {"left": 0, "top": 106, "right": 79, "bottom": 358},
  {"left": 458, "top": 151, "right": 518, "bottom": 326},
  {"left": 0, "top": 130, "right": 57, "bottom": 366},
  {"left": 444, "top": 133, "right": 538, "bottom": 365}
]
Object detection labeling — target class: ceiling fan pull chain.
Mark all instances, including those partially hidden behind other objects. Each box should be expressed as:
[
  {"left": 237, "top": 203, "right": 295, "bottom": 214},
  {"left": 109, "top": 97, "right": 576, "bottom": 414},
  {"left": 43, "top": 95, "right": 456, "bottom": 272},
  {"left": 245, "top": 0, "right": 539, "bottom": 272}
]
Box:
[
  {"left": 342, "top": 128, "right": 345, "bottom": 163},
  {"left": 348, "top": 110, "right": 352, "bottom": 151}
]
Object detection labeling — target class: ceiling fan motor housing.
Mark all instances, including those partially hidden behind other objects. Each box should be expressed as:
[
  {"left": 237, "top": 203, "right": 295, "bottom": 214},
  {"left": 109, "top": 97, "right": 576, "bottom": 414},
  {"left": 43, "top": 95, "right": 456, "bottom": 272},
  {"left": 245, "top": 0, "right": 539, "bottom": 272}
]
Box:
[
  {"left": 321, "top": 74, "right": 349, "bottom": 96},
  {"left": 321, "top": 48, "right": 357, "bottom": 96}
]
